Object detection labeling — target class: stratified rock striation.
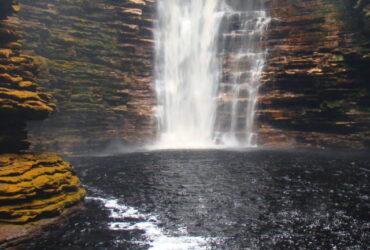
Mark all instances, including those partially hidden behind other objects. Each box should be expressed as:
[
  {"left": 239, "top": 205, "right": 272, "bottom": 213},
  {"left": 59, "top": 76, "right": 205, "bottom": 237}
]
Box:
[
  {"left": 15, "top": 0, "right": 370, "bottom": 150},
  {"left": 0, "top": 1, "right": 86, "bottom": 247},
  {"left": 0, "top": 153, "right": 86, "bottom": 248},
  {"left": 0, "top": 0, "right": 55, "bottom": 152},
  {"left": 257, "top": 0, "right": 370, "bottom": 149},
  {"left": 17, "top": 0, "right": 156, "bottom": 154}
]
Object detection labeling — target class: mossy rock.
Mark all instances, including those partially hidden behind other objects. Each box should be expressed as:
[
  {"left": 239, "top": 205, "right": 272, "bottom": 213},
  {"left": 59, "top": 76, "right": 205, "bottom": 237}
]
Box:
[{"left": 0, "top": 153, "right": 86, "bottom": 225}]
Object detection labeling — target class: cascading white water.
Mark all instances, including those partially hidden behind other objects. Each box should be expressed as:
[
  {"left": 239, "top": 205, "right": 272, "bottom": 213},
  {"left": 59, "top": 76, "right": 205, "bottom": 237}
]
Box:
[
  {"left": 154, "top": 0, "right": 223, "bottom": 148},
  {"left": 154, "top": 0, "right": 270, "bottom": 149},
  {"left": 217, "top": 8, "right": 270, "bottom": 147}
]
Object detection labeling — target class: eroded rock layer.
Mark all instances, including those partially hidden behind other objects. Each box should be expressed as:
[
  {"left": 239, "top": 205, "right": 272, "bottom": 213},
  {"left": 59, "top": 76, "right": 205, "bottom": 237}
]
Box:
[
  {"left": 17, "top": 0, "right": 156, "bottom": 154},
  {"left": 16, "top": 0, "right": 370, "bottom": 150},
  {"left": 0, "top": 153, "right": 86, "bottom": 247},
  {"left": 0, "top": 2, "right": 86, "bottom": 247},
  {"left": 258, "top": 0, "right": 370, "bottom": 148},
  {"left": 0, "top": 0, "right": 55, "bottom": 153}
]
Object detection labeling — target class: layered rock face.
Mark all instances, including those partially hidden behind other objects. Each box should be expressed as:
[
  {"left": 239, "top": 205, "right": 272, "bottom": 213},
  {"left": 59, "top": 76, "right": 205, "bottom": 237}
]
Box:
[
  {"left": 0, "top": 153, "right": 86, "bottom": 248},
  {"left": 17, "top": 0, "right": 156, "bottom": 154},
  {"left": 0, "top": 2, "right": 86, "bottom": 246},
  {"left": 0, "top": 0, "right": 55, "bottom": 152},
  {"left": 258, "top": 0, "right": 370, "bottom": 148},
  {"left": 16, "top": 0, "right": 370, "bottom": 150}
]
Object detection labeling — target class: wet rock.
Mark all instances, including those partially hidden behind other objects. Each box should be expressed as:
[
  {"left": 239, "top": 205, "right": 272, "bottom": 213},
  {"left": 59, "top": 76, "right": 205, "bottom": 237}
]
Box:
[
  {"left": 258, "top": 0, "right": 370, "bottom": 149},
  {"left": 0, "top": 153, "right": 86, "bottom": 248},
  {"left": 0, "top": 3, "right": 86, "bottom": 249},
  {"left": 11, "top": 0, "right": 370, "bottom": 150},
  {"left": 0, "top": 0, "right": 55, "bottom": 153},
  {"left": 16, "top": 0, "right": 156, "bottom": 154}
]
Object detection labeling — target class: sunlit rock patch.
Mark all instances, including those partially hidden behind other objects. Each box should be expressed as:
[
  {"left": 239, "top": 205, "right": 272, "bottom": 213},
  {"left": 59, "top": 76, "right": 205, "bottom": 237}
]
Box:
[{"left": 0, "top": 153, "right": 86, "bottom": 248}]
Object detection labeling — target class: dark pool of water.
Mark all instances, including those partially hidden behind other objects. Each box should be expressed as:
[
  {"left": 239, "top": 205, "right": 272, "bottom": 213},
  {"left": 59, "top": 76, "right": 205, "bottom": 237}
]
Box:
[{"left": 27, "top": 149, "right": 369, "bottom": 249}]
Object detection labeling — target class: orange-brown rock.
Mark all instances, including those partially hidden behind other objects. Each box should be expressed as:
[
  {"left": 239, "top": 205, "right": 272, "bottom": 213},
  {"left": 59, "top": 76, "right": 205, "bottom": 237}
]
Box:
[
  {"left": 0, "top": 0, "right": 20, "bottom": 19},
  {"left": 15, "top": 0, "right": 156, "bottom": 154},
  {"left": 13, "top": 0, "right": 370, "bottom": 150},
  {"left": 256, "top": 0, "right": 370, "bottom": 149},
  {"left": 0, "top": 153, "right": 86, "bottom": 248},
  {"left": 0, "top": 0, "right": 55, "bottom": 153},
  {"left": 0, "top": 3, "right": 85, "bottom": 248}
]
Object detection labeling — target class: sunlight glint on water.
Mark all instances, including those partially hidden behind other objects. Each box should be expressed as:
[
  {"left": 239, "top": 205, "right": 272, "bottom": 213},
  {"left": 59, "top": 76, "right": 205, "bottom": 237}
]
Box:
[{"left": 154, "top": 0, "right": 270, "bottom": 149}]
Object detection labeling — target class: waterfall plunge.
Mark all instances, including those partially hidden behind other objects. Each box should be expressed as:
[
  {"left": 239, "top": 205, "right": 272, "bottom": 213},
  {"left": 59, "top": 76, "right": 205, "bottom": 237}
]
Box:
[{"left": 154, "top": 0, "right": 270, "bottom": 149}]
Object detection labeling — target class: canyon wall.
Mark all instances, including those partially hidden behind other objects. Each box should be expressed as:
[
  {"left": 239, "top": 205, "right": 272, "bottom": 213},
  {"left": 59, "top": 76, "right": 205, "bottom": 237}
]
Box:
[
  {"left": 258, "top": 0, "right": 370, "bottom": 149},
  {"left": 17, "top": 0, "right": 156, "bottom": 154},
  {"left": 16, "top": 0, "right": 370, "bottom": 151},
  {"left": 0, "top": 2, "right": 86, "bottom": 247},
  {"left": 0, "top": 0, "right": 55, "bottom": 152}
]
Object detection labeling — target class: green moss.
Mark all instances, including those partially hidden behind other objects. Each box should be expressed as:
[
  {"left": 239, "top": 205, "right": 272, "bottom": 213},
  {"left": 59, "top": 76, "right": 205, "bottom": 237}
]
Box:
[{"left": 335, "top": 55, "right": 344, "bottom": 61}]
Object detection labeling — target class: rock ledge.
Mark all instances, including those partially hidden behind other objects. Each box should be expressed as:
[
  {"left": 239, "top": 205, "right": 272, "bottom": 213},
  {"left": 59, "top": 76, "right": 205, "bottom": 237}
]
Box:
[{"left": 0, "top": 153, "right": 86, "bottom": 248}]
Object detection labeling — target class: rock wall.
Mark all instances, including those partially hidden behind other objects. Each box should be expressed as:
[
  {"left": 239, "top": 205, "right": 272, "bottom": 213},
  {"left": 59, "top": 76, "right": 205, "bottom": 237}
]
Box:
[
  {"left": 17, "top": 0, "right": 156, "bottom": 154},
  {"left": 0, "top": 0, "right": 55, "bottom": 152},
  {"left": 16, "top": 0, "right": 370, "bottom": 150},
  {"left": 258, "top": 0, "right": 370, "bottom": 149},
  {"left": 0, "top": 2, "right": 86, "bottom": 246}
]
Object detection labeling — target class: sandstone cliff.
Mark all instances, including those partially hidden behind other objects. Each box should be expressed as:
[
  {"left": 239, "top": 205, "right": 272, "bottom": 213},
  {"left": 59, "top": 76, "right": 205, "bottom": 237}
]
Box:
[
  {"left": 258, "top": 0, "right": 370, "bottom": 148},
  {"left": 17, "top": 0, "right": 156, "bottom": 154},
  {"left": 0, "top": 0, "right": 55, "bottom": 152},
  {"left": 0, "top": 1, "right": 86, "bottom": 247},
  {"left": 16, "top": 0, "right": 370, "bottom": 150}
]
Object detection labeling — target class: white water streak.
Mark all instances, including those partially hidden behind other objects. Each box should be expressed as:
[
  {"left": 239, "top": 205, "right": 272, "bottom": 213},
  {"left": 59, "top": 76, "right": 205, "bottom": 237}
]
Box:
[
  {"left": 154, "top": 0, "right": 270, "bottom": 149},
  {"left": 88, "top": 197, "right": 209, "bottom": 249}
]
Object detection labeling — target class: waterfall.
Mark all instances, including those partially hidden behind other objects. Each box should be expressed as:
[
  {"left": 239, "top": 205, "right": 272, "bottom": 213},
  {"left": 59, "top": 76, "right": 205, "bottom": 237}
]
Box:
[{"left": 154, "top": 0, "right": 270, "bottom": 149}]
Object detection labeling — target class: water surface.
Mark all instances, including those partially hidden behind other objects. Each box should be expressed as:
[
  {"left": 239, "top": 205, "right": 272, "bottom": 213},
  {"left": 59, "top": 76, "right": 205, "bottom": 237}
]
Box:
[{"left": 28, "top": 149, "right": 369, "bottom": 249}]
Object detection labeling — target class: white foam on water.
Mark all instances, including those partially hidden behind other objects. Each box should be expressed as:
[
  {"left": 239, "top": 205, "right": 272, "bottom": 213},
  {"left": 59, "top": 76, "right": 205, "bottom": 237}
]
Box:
[{"left": 88, "top": 197, "right": 210, "bottom": 249}]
